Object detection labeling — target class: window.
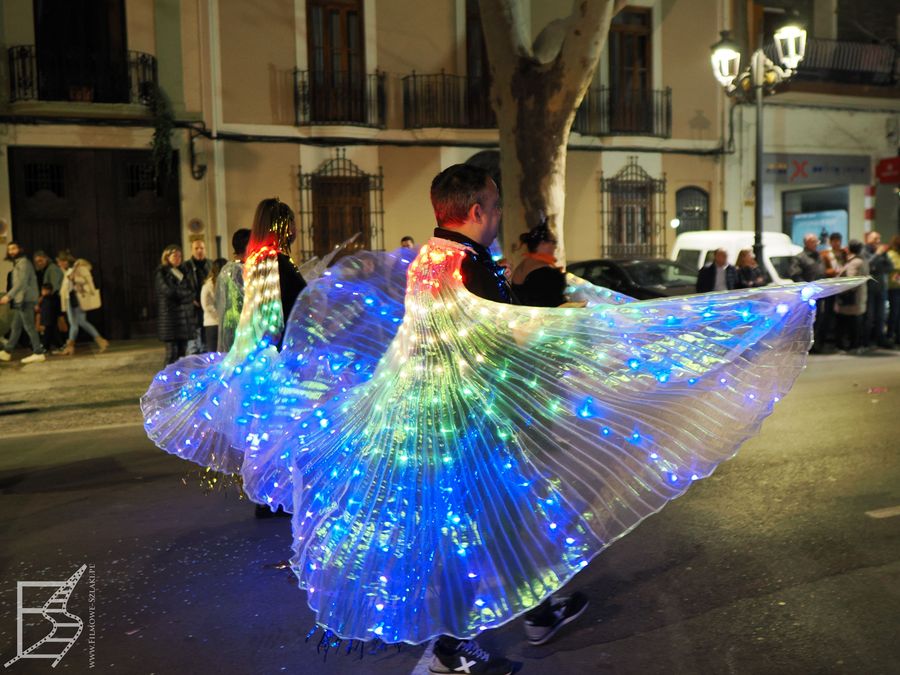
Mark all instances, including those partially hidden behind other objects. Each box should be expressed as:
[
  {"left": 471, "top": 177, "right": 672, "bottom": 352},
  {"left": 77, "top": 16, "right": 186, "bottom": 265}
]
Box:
[
  {"left": 608, "top": 8, "right": 652, "bottom": 133},
  {"left": 298, "top": 150, "right": 384, "bottom": 259},
  {"left": 675, "top": 187, "right": 709, "bottom": 233},
  {"left": 599, "top": 157, "right": 666, "bottom": 258},
  {"left": 24, "top": 163, "right": 64, "bottom": 197},
  {"left": 307, "top": 0, "right": 365, "bottom": 122},
  {"left": 33, "top": 0, "right": 128, "bottom": 103}
]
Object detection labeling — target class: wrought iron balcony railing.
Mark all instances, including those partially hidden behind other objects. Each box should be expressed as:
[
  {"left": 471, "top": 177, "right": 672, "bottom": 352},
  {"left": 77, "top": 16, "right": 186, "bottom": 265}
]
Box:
[
  {"left": 7, "top": 45, "right": 158, "bottom": 104},
  {"left": 764, "top": 37, "right": 898, "bottom": 87},
  {"left": 402, "top": 71, "right": 496, "bottom": 129},
  {"left": 295, "top": 70, "right": 386, "bottom": 127},
  {"left": 574, "top": 86, "right": 672, "bottom": 138}
]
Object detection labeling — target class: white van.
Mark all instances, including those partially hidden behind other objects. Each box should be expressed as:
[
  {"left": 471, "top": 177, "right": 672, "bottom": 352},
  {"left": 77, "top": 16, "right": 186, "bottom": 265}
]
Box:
[{"left": 671, "top": 230, "right": 801, "bottom": 284}]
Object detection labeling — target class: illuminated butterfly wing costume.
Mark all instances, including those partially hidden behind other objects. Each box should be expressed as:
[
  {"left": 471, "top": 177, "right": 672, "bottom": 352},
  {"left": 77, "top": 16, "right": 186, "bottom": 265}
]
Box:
[{"left": 142, "top": 236, "right": 862, "bottom": 645}]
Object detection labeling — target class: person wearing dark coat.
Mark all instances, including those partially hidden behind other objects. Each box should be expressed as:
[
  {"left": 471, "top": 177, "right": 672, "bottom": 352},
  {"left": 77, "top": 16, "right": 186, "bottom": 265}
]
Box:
[
  {"left": 511, "top": 222, "right": 567, "bottom": 307},
  {"left": 696, "top": 248, "right": 738, "bottom": 293},
  {"left": 155, "top": 245, "right": 197, "bottom": 365}
]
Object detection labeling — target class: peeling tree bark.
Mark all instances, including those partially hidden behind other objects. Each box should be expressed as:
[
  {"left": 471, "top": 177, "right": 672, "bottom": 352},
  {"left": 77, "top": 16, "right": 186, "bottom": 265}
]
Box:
[{"left": 478, "top": 0, "right": 626, "bottom": 264}]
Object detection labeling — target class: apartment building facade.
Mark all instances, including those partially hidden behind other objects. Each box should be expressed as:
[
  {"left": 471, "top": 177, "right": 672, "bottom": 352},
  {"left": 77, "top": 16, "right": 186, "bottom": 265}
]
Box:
[
  {"left": 1, "top": 0, "right": 733, "bottom": 338},
  {"left": 722, "top": 0, "right": 900, "bottom": 248}
]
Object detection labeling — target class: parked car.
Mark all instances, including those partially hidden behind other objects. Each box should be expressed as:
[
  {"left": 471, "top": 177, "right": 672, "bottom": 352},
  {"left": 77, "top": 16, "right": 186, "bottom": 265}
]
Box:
[
  {"left": 670, "top": 230, "right": 801, "bottom": 284},
  {"left": 567, "top": 258, "right": 697, "bottom": 300}
]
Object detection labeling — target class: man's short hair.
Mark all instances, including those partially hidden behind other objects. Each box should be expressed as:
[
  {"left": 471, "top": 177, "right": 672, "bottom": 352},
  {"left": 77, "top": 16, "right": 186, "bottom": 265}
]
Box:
[
  {"left": 430, "top": 164, "right": 492, "bottom": 226},
  {"left": 829, "top": 232, "right": 842, "bottom": 241},
  {"left": 33, "top": 249, "right": 48, "bottom": 258},
  {"left": 232, "top": 228, "right": 251, "bottom": 256}
]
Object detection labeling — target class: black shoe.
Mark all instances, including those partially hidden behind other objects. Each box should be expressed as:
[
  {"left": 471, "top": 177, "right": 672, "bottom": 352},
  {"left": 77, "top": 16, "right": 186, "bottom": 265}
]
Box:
[
  {"left": 523, "top": 592, "right": 589, "bottom": 645},
  {"left": 430, "top": 638, "right": 512, "bottom": 675}
]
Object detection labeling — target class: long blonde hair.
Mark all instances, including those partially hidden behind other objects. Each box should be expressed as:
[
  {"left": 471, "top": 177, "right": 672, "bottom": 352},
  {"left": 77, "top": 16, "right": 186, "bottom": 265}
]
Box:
[{"left": 735, "top": 249, "right": 754, "bottom": 268}]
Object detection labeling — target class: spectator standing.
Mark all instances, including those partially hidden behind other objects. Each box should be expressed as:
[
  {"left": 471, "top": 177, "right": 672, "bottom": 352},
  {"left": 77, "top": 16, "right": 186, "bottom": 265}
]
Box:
[
  {"left": 57, "top": 252, "right": 109, "bottom": 355},
  {"left": 833, "top": 239, "right": 869, "bottom": 353},
  {"left": 861, "top": 231, "right": 893, "bottom": 349},
  {"left": 511, "top": 223, "right": 567, "bottom": 306},
  {"left": 400, "top": 235, "right": 416, "bottom": 249},
  {"left": 183, "top": 239, "right": 210, "bottom": 354},
  {"left": 201, "top": 258, "right": 227, "bottom": 353},
  {"left": 215, "top": 228, "right": 251, "bottom": 352},
  {"left": 734, "top": 248, "right": 767, "bottom": 289},
  {"left": 823, "top": 232, "right": 847, "bottom": 278},
  {"left": 696, "top": 248, "right": 737, "bottom": 293},
  {"left": 155, "top": 244, "right": 197, "bottom": 365},
  {"left": 791, "top": 234, "right": 829, "bottom": 353},
  {"left": 886, "top": 235, "right": 900, "bottom": 348},
  {"left": 0, "top": 242, "right": 47, "bottom": 363}
]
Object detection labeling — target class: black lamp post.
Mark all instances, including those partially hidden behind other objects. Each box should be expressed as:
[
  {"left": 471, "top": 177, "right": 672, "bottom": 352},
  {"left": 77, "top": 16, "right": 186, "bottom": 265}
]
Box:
[{"left": 711, "top": 24, "right": 806, "bottom": 269}]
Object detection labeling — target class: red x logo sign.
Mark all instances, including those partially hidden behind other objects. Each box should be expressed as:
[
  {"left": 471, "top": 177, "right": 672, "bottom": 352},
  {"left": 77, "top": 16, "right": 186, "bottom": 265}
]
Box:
[{"left": 790, "top": 160, "right": 809, "bottom": 181}]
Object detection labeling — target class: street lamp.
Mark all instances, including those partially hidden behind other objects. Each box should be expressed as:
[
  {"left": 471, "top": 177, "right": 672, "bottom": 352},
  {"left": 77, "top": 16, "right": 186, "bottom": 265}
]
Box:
[{"left": 710, "top": 24, "right": 806, "bottom": 270}]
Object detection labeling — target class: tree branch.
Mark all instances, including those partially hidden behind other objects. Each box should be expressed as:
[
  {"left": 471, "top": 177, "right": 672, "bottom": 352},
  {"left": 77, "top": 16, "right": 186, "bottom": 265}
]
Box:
[
  {"left": 558, "top": 0, "right": 622, "bottom": 89},
  {"left": 478, "top": 0, "right": 532, "bottom": 83}
]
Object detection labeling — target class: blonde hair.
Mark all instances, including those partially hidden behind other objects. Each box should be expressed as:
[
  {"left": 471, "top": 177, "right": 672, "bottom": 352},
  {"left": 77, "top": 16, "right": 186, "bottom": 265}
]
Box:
[
  {"left": 736, "top": 249, "right": 754, "bottom": 268},
  {"left": 161, "top": 244, "right": 182, "bottom": 266}
]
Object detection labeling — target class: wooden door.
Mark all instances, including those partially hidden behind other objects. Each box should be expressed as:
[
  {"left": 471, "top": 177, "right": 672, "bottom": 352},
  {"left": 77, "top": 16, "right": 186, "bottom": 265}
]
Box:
[
  {"left": 8, "top": 147, "right": 181, "bottom": 339},
  {"left": 608, "top": 8, "right": 652, "bottom": 133},
  {"left": 307, "top": 0, "right": 365, "bottom": 123}
]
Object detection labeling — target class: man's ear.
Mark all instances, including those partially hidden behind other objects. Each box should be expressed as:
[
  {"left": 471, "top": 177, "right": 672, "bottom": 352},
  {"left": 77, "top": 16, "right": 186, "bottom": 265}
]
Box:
[{"left": 469, "top": 202, "right": 483, "bottom": 223}]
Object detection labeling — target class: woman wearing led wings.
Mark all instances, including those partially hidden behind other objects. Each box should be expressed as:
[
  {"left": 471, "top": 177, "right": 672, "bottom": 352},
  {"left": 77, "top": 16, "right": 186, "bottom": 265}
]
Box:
[{"left": 142, "top": 168, "right": 863, "bottom": 658}]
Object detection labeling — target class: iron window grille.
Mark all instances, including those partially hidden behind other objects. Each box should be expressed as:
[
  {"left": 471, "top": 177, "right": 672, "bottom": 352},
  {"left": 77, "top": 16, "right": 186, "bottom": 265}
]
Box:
[{"left": 599, "top": 157, "right": 667, "bottom": 258}]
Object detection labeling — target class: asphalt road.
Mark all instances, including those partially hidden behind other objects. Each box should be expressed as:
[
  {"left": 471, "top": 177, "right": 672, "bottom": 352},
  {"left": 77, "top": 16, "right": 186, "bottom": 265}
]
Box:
[{"left": 1, "top": 351, "right": 898, "bottom": 675}]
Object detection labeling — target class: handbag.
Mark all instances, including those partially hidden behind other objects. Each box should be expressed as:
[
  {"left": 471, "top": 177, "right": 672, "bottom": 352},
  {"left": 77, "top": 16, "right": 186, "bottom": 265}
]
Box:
[
  {"left": 77, "top": 286, "right": 102, "bottom": 311},
  {"left": 74, "top": 266, "right": 102, "bottom": 311}
]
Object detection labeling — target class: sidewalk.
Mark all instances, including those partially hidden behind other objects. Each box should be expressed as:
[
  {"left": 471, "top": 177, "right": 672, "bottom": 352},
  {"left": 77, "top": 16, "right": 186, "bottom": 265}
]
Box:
[{"left": 0, "top": 339, "right": 164, "bottom": 436}]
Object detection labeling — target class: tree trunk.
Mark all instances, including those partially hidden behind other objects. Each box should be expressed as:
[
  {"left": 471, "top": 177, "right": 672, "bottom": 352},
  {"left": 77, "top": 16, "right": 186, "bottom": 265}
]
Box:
[{"left": 478, "top": 0, "right": 625, "bottom": 264}]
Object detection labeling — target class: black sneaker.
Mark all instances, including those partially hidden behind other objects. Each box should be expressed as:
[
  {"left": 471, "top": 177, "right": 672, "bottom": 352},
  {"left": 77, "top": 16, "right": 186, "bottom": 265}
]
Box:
[
  {"left": 523, "top": 592, "right": 588, "bottom": 645},
  {"left": 430, "top": 637, "right": 512, "bottom": 675}
]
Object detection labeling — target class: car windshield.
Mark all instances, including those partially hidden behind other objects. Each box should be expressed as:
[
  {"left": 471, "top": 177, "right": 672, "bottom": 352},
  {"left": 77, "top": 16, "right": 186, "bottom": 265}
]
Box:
[
  {"left": 619, "top": 260, "right": 696, "bottom": 287},
  {"left": 769, "top": 256, "right": 795, "bottom": 280}
]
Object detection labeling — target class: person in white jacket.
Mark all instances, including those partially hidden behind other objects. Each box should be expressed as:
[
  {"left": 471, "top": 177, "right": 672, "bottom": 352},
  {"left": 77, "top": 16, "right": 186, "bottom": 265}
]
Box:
[
  {"left": 200, "top": 258, "right": 227, "bottom": 353},
  {"left": 56, "top": 251, "right": 109, "bottom": 356}
]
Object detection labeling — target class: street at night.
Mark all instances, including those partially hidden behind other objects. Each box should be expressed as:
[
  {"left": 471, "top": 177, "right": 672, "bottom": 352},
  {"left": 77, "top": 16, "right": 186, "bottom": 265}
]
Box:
[{"left": 2, "top": 348, "right": 898, "bottom": 674}]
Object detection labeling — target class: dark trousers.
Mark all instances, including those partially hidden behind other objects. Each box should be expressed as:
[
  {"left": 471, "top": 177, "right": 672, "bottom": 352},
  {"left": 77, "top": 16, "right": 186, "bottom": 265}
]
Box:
[
  {"left": 164, "top": 339, "right": 187, "bottom": 365},
  {"left": 888, "top": 289, "right": 900, "bottom": 344},
  {"left": 862, "top": 285, "right": 886, "bottom": 347},
  {"left": 811, "top": 298, "right": 833, "bottom": 352},
  {"left": 835, "top": 314, "right": 862, "bottom": 350},
  {"left": 40, "top": 321, "right": 64, "bottom": 351},
  {"left": 203, "top": 326, "right": 219, "bottom": 353}
]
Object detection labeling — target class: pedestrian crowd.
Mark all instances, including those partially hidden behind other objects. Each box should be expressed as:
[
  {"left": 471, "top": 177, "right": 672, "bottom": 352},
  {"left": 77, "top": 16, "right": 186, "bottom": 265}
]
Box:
[
  {"left": 154, "top": 237, "right": 235, "bottom": 365},
  {"left": 1, "top": 242, "right": 108, "bottom": 364},
  {"left": 693, "top": 231, "right": 900, "bottom": 355}
]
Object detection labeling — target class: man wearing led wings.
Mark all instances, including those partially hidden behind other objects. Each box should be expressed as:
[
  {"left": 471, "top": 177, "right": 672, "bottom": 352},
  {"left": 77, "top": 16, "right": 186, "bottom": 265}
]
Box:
[{"left": 142, "top": 167, "right": 864, "bottom": 660}]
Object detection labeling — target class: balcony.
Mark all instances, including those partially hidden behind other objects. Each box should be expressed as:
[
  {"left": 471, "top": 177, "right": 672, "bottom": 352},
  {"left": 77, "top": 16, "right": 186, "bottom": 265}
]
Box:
[
  {"left": 573, "top": 86, "right": 672, "bottom": 138},
  {"left": 7, "top": 45, "right": 158, "bottom": 105},
  {"left": 295, "top": 70, "right": 386, "bottom": 128},
  {"left": 765, "top": 37, "right": 898, "bottom": 88},
  {"left": 402, "top": 72, "right": 495, "bottom": 129}
]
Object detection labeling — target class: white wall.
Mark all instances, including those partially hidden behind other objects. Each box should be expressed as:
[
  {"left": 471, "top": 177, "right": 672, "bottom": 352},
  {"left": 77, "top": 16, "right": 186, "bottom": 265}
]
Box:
[{"left": 723, "top": 101, "right": 900, "bottom": 241}]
